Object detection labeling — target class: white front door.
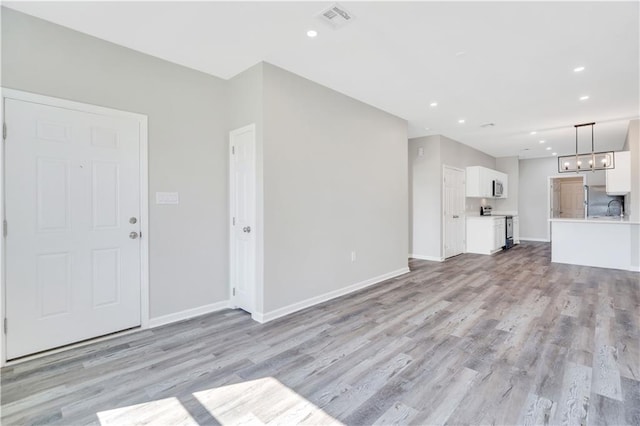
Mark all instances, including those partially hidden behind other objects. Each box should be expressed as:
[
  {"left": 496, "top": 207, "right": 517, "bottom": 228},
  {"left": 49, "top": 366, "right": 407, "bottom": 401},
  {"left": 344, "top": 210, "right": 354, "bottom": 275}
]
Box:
[
  {"left": 229, "top": 125, "right": 256, "bottom": 313},
  {"left": 443, "top": 166, "right": 465, "bottom": 258},
  {"left": 4, "top": 97, "right": 143, "bottom": 359}
]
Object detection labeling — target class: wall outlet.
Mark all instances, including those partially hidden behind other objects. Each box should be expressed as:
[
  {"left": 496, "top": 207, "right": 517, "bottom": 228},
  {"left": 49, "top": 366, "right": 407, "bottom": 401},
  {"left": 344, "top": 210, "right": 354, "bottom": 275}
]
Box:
[{"left": 351, "top": 251, "right": 357, "bottom": 262}]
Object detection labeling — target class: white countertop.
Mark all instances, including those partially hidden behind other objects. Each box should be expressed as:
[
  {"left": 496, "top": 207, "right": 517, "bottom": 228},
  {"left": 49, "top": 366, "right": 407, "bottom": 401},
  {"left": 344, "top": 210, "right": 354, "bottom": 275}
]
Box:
[
  {"left": 549, "top": 217, "right": 640, "bottom": 225},
  {"left": 467, "top": 215, "right": 506, "bottom": 219}
]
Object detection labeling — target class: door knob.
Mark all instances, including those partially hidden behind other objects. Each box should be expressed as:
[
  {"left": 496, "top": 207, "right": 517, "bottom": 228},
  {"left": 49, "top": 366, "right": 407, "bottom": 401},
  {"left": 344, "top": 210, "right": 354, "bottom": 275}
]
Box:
[
  {"left": 129, "top": 217, "right": 137, "bottom": 224},
  {"left": 453, "top": 215, "right": 459, "bottom": 218},
  {"left": 129, "top": 232, "right": 139, "bottom": 239},
  {"left": 243, "top": 226, "right": 251, "bottom": 233}
]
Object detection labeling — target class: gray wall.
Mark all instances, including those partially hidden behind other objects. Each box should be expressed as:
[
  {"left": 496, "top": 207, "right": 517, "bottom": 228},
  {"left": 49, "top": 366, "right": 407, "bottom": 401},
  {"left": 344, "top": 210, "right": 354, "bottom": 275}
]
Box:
[
  {"left": 622, "top": 119, "right": 640, "bottom": 270},
  {"left": 409, "top": 136, "right": 441, "bottom": 257},
  {"left": 262, "top": 63, "right": 408, "bottom": 312},
  {"left": 440, "top": 135, "right": 496, "bottom": 172},
  {"left": 518, "top": 157, "right": 558, "bottom": 241},
  {"left": 2, "top": 9, "right": 412, "bottom": 322},
  {"left": 409, "top": 134, "right": 495, "bottom": 259},
  {"left": 622, "top": 119, "right": 639, "bottom": 222},
  {"left": 440, "top": 135, "right": 496, "bottom": 216},
  {"left": 2, "top": 8, "right": 230, "bottom": 318},
  {"left": 495, "top": 156, "right": 519, "bottom": 213}
]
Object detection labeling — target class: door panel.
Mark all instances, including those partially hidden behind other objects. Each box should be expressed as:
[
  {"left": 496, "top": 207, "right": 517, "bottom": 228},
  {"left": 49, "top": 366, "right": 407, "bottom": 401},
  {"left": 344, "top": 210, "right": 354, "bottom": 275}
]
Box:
[
  {"left": 230, "top": 125, "right": 256, "bottom": 313},
  {"left": 5, "top": 98, "right": 142, "bottom": 359},
  {"left": 560, "top": 181, "right": 584, "bottom": 218},
  {"left": 444, "top": 167, "right": 465, "bottom": 258}
]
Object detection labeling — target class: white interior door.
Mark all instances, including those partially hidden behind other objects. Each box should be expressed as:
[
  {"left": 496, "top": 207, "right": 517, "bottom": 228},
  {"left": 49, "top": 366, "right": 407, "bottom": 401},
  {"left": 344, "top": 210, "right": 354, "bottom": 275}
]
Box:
[
  {"left": 444, "top": 166, "right": 465, "bottom": 259},
  {"left": 4, "top": 97, "right": 142, "bottom": 359},
  {"left": 229, "top": 124, "right": 256, "bottom": 314}
]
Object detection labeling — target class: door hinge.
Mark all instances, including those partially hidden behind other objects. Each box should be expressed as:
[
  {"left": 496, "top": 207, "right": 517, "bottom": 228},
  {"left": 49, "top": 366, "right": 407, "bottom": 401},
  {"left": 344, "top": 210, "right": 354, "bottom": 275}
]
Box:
[
  {"left": 233, "top": 288, "right": 236, "bottom": 296},
  {"left": 3, "top": 220, "right": 6, "bottom": 238},
  {"left": 2, "top": 123, "right": 6, "bottom": 140},
  {"left": 232, "top": 146, "right": 235, "bottom": 155},
  {"left": 4, "top": 318, "right": 7, "bottom": 334}
]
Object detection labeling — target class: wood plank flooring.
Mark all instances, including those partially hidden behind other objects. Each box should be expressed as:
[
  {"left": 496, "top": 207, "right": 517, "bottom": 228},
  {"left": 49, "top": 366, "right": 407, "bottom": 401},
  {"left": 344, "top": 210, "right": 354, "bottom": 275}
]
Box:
[{"left": 2, "top": 242, "right": 639, "bottom": 425}]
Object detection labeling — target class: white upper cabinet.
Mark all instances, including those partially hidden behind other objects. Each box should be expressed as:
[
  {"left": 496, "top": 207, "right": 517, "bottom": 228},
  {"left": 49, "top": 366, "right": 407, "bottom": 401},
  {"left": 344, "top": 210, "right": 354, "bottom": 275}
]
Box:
[
  {"left": 466, "top": 166, "right": 508, "bottom": 198},
  {"left": 606, "top": 151, "right": 631, "bottom": 195}
]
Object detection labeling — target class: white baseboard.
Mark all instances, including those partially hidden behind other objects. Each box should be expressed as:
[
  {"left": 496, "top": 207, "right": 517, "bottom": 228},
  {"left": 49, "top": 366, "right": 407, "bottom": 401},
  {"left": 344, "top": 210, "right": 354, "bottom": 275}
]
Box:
[
  {"left": 148, "top": 300, "right": 231, "bottom": 328},
  {"left": 252, "top": 267, "right": 410, "bottom": 324},
  {"left": 409, "top": 254, "right": 444, "bottom": 262},
  {"left": 519, "top": 237, "right": 550, "bottom": 242}
]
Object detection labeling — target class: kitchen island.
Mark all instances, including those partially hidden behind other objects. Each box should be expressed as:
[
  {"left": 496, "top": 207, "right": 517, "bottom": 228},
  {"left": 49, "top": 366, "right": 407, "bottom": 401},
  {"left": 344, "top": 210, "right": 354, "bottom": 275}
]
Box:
[{"left": 550, "top": 217, "right": 640, "bottom": 271}]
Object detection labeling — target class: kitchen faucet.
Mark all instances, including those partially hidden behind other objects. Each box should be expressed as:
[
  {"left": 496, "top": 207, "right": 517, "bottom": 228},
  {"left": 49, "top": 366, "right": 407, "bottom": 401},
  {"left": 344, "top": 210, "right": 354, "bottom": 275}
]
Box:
[{"left": 607, "top": 199, "right": 623, "bottom": 217}]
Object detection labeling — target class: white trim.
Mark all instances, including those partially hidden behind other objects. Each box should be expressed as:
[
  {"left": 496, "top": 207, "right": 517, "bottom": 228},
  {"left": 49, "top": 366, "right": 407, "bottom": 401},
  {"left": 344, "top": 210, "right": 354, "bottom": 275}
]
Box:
[
  {"left": 148, "top": 301, "right": 231, "bottom": 328},
  {"left": 251, "top": 267, "right": 410, "bottom": 324},
  {"left": 229, "top": 123, "right": 257, "bottom": 313},
  {"left": 3, "top": 300, "right": 231, "bottom": 367},
  {"left": 409, "top": 254, "right": 445, "bottom": 262},
  {"left": 139, "top": 116, "right": 150, "bottom": 329},
  {"left": 0, "top": 88, "right": 149, "bottom": 366},
  {"left": 547, "top": 174, "right": 586, "bottom": 241},
  {"left": 1, "top": 89, "right": 148, "bottom": 121},
  {"left": 442, "top": 165, "right": 466, "bottom": 259},
  {"left": 2, "top": 327, "right": 142, "bottom": 367},
  {"left": 519, "top": 237, "right": 550, "bottom": 242}
]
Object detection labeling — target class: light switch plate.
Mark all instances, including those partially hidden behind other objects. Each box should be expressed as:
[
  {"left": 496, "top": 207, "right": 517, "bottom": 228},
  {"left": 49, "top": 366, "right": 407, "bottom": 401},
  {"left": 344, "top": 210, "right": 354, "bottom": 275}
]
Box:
[{"left": 156, "top": 192, "right": 179, "bottom": 205}]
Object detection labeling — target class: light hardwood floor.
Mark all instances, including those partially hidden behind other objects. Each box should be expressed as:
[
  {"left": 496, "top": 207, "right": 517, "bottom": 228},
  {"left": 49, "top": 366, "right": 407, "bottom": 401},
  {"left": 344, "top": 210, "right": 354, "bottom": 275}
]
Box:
[{"left": 1, "top": 242, "right": 639, "bottom": 425}]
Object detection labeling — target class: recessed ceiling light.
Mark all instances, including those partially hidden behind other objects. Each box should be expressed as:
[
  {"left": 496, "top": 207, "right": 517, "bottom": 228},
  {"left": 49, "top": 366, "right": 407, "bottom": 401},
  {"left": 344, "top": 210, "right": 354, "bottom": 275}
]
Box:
[
  {"left": 546, "top": 147, "right": 552, "bottom": 150},
  {"left": 552, "top": 152, "right": 557, "bottom": 156},
  {"left": 306, "top": 30, "right": 318, "bottom": 38},
  {"left": 458, "top": 119, "right": 465, "bottom": 124},
  {"left": 530, "top": 131, "right": 537, "bottom": 135},
  {"left": 430, "top": 102, "right": 438, "bottom": 107},
  {"left": 574, "top": 66, "right": 585, "bottom": 72},
  {"left": 580, "top": 95, "right": 590, "bottom": 101},
  {"left": 539, "top": 140, "right": 546, "bottom": 144}
]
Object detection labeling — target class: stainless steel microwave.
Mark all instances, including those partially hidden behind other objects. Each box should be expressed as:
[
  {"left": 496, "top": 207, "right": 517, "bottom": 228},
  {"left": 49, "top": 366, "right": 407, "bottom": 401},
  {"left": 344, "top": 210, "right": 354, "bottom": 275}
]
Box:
[{"left": 493, "top": 180, "right": 504, "bottom": 197}]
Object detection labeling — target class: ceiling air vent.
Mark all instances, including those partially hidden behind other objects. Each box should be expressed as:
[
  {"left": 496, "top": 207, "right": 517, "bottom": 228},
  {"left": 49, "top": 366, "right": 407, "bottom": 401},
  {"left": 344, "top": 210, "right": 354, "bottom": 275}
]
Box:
[{"left": 318, "top": 3, "right": 355, "bottom": 29}]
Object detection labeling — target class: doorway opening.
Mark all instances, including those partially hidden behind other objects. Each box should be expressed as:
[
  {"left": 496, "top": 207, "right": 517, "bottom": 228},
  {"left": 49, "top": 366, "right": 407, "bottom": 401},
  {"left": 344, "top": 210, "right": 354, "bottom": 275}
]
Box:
[{"left": 547, "top": 175, "right": 586, "bottom": 240}]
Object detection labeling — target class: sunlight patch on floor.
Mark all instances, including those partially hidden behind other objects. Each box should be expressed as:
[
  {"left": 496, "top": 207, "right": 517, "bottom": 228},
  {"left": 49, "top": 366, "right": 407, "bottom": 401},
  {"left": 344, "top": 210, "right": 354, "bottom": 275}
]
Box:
[
  {"left": 193, "top": 376, "right": 343, "bottom": 425},
  {"left": 97, "top": 397, "right": 197, "bottom": 425},
  {"left": 95, "top": 377, "right": 343, "bottom": 425}
]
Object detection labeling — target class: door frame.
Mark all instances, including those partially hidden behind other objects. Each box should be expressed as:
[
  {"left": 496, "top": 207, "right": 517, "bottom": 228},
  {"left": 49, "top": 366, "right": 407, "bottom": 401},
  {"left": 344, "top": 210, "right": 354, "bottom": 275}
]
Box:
[
  {"left": 0, "top": 88, "right": 149, "bottom": 366},
  {"left": 228, "top": 124, "right": 257, "bottom": 313},
  {"left": 442, "top": 165, "right": 466, "bottom": 259},
  {"left": 547, "top": 174, "right": 586, "bottom": 241}
]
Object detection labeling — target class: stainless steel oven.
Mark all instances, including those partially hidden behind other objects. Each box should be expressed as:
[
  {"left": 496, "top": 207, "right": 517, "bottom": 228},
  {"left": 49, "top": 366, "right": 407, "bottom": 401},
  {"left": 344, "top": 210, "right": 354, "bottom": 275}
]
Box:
[{"left": 504, "top": 215, "right": 514, "bottom": 249}]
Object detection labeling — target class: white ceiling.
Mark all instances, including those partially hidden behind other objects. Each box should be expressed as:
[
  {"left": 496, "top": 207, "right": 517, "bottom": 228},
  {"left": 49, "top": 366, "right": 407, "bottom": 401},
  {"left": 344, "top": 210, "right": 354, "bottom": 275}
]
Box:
[{"left": 4, "top": 1, "right": 639, "bottom": 159}]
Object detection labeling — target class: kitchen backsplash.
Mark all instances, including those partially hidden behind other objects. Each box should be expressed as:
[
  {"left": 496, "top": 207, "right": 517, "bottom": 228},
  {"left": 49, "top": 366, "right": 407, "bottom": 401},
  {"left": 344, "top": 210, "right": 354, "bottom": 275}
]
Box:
[{"left": 587, "top": 185, "right": 624, "bottom": 216}]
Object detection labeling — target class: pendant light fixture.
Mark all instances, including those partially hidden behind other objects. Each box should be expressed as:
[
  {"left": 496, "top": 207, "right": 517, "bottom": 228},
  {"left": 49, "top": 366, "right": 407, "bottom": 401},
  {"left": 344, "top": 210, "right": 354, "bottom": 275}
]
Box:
[{"left": 558, "top": 122, "right": 615, "bottom": 173}]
